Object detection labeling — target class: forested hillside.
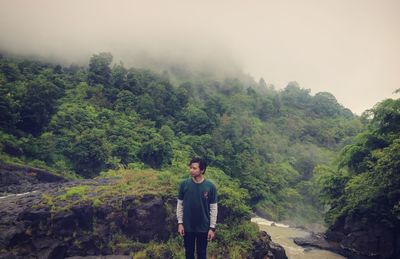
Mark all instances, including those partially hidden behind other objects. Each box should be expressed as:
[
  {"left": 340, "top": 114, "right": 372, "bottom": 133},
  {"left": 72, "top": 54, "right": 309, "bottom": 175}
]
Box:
[
  {"left": 0, "top": 52, "right": 364, "bottom": 224},
  {"left": 295, "top": 96, "right": 400, "bottom": 259},
  {"left": 320, "top": 96, "right": 400, "bottom": 229}
]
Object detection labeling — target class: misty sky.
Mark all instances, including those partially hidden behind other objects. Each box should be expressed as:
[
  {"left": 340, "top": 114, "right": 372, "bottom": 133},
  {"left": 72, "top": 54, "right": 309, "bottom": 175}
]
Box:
[{"left": 1, "top": 0, "right": 399, "bottom": 114}]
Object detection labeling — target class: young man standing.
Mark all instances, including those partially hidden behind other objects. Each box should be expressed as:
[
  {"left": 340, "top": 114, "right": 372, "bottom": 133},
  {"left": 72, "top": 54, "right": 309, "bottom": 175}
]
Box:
[{"left": 176, "top": 158, "right": 218, "bottom": 259}]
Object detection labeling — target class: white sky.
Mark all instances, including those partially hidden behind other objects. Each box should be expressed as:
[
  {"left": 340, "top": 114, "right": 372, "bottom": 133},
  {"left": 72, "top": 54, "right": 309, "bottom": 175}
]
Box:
[{"left": 0, "top": 0, "right": 399, "bottom": 114}]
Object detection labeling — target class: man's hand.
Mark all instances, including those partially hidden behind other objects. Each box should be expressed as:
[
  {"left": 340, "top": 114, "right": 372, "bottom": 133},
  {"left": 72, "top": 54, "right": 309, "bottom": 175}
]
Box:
[
  {"left": 178, "top": 224, "right": 185, "bottom": 236},
  {"left": 207, "top": 229, "right": 215, "bottom": 241}
]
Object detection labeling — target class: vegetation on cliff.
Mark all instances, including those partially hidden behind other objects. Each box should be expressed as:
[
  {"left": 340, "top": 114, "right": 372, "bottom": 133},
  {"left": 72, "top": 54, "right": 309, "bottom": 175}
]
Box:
[{"left": 318, "top": 97, "right": 400, "bottom": 227}]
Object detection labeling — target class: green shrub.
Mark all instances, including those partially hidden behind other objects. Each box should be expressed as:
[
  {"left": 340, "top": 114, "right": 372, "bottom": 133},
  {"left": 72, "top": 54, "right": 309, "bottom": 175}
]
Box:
[{"left": 58, "top": 185, "right": 90, "bottom": 200}]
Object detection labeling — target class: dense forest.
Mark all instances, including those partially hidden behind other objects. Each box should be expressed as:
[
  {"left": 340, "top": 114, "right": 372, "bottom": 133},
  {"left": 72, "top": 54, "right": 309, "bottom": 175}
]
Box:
[
  {"left": 0, "top": 52, "right": 365, "bottom": 226},
  {"left": 318, "top": 96, "right": 400, "bottom": 226}
]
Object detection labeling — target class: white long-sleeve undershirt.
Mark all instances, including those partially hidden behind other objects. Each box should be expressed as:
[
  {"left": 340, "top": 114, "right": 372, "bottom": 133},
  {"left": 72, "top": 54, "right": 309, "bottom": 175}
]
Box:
[
  {"left": 209, "top": 203, "right": 218, "bottom": 228},
  {"left": 177, "top": 199, "right": 184, "bottom": 224}
]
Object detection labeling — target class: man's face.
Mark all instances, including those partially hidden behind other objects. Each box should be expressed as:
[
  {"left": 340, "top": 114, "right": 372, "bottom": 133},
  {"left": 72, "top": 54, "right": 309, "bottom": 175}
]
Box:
[{"left": 189, "top": 162, "right": 203, "bottom": 177}]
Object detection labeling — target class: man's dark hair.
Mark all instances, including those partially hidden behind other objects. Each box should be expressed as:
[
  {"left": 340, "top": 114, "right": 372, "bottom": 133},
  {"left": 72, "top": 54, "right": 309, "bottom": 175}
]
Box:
[{"left": 189, "top": 158, "right": 207, "bottom": 174}]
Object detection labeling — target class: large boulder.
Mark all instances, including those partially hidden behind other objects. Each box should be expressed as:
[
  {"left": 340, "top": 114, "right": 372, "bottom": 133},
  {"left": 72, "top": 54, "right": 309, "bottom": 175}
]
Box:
[
  {"left": 249, "top": 231, "right": 287, "bottom": 259},
  {"left": 328, "top": 214, "right": 400, "bottom": 259},
  {"left": 294, "top": 214, "right": 400, "bottom": 259},
  {"left": 0, "top": 187, "right": 176, "bottom": 258}
]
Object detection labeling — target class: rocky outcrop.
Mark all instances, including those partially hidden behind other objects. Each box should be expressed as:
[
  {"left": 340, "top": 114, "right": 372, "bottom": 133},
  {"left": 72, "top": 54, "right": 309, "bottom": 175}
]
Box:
[
  {"left": 294, "top": 233, "right": 358, "bottom": 258},
  {"left": 0, "top": 173, "right": 286, "bottom": 259},
  {"left": 0, "top": 162, "right": 67, "bottom": 195},
  {"left": 249, "top": 231, "right": 287, "bottom": 259},
  {"left": 0, "top": 181, "right": 177, "bottom": 258},
  {"left": 294, "top": 214, "right": 400, "bottom": 259}
]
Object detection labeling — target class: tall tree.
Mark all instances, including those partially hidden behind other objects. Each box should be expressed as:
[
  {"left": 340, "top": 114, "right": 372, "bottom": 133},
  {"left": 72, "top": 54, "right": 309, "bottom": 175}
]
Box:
[
  {"left": 88, "top": 52, "right": 113, "bottom": 86},
  {"left": 17, "top": 77, "right": 63, "bottom": 136}
]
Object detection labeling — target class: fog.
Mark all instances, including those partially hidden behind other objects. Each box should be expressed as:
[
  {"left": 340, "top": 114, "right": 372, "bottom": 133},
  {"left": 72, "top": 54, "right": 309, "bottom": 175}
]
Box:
[{"left": 1, "top": 0, "right": 399, "bottom": 114}]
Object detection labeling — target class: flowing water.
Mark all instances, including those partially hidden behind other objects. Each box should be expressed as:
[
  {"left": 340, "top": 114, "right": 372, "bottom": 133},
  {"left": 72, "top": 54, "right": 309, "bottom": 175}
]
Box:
[{"left": 251, "top": 217, "right": 345, "bottom": 259}]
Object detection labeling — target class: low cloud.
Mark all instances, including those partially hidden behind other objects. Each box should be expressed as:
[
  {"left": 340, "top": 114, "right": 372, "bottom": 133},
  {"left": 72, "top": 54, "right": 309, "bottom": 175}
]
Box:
[{"left": 1, "top": 0, "right": 399, "bottom": 114}]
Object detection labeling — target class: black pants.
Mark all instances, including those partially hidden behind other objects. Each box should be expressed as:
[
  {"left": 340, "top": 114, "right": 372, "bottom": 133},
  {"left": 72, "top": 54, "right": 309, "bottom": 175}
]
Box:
[{"left": 183, "top": 232, "right": 208, "bottom": 259}]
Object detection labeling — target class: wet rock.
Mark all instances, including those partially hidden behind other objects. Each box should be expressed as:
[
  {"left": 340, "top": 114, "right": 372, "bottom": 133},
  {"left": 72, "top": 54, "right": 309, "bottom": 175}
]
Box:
[
  {"left": 293, "top": 232, "right": 342, "bottom": 254},
  {"left": 326, "top": 214, "right": 400, "bottom": 259},
  {"left": 294, "top": 227, "right": 398, "bottom": 259},
  {"left": 249, "top": 231, "right": 287, "bottom": 259}
]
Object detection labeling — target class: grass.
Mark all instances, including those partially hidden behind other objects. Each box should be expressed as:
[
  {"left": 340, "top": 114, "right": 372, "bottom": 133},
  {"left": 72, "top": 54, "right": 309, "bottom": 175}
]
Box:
[
  {"left": 98, "top": 168, "right": 181, "bottom": 198},
  {"left": 58, "top": 185, "right": 90, "bottom": 200},
  {"left": 39, "top": 168, "right": 181, "bottom": 212},
  {"left": 106, "top": 233, "right": 185, "bottom": 259}
]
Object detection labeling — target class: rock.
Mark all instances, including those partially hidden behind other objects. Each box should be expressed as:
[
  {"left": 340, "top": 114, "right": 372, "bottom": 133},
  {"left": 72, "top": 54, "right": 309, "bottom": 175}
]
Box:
[
  {"left": 293, "top": 233, "right": 376, "bottom": 259},
  {"left": 324, "top": 229, "right": 345, "bottom": 242},
  {"left": 0, "top": 163, "right": 67, "bottom": 195},
  {"left": 294, "top": 219, "right": 400, "bottom": 259},
  {"left": 120, "top": 195, "right": 172, "bottom": 242},
  {"left": 0, "top": 251, "right": 16, "bottom": 259},
  {"left": 36, "top": 240, "right": 67, "bottom": 259},
  {"left": 0, "top": 225, "right": 28, "bottom": 249},
  {"left": 18, "top": 209, "right": 51, "bottom": 221},
  {"left": 293, "top": 232, "right": 342, "bottom": 254},
  {"left": 327, "top": 214, "right": 400, "bottom": 259},
  {"left": 0, "top": 180, "right": 175, "bottom": 258},
  {"left": 249, "top": 231, "right": 287, "bottom": 259},
  {"left": 340, "top": 226, "right": 396, "bottom": 258},
  {"left": 71, "top": 205, "right": 94, "bottom": 230},
  {"left": 0, "top": 177, "right": 115, "bottom": 258},
  {"left": 52, "top": 211, "right": 77, "bottom": 237}
]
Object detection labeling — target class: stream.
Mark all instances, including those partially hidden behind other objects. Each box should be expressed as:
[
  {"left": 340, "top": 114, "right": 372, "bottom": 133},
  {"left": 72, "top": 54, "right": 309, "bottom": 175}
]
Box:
[{"left": 251, "top": 217, "right": 345, "bottom": 259}]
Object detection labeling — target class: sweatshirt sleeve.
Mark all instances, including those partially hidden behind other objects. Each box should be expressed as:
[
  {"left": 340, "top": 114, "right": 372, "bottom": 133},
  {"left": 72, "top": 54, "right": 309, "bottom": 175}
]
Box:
[
  {"left": 177, "top": 181, "right": 184, "bottom": 224},
  {"left": 176, "top": 199, "right": 183, "bottom": 224},
  {"left": 209, "top": 203, "right": 218, "bottom": 228},
  {"left": 209, "top": 183, "right": 218, "bottom": 228}
]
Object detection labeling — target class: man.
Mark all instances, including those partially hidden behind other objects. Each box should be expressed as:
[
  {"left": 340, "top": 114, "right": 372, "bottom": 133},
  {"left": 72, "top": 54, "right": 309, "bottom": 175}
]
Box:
[{"left": 176, "top": 158, "right": 218, "bottom": 259}]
